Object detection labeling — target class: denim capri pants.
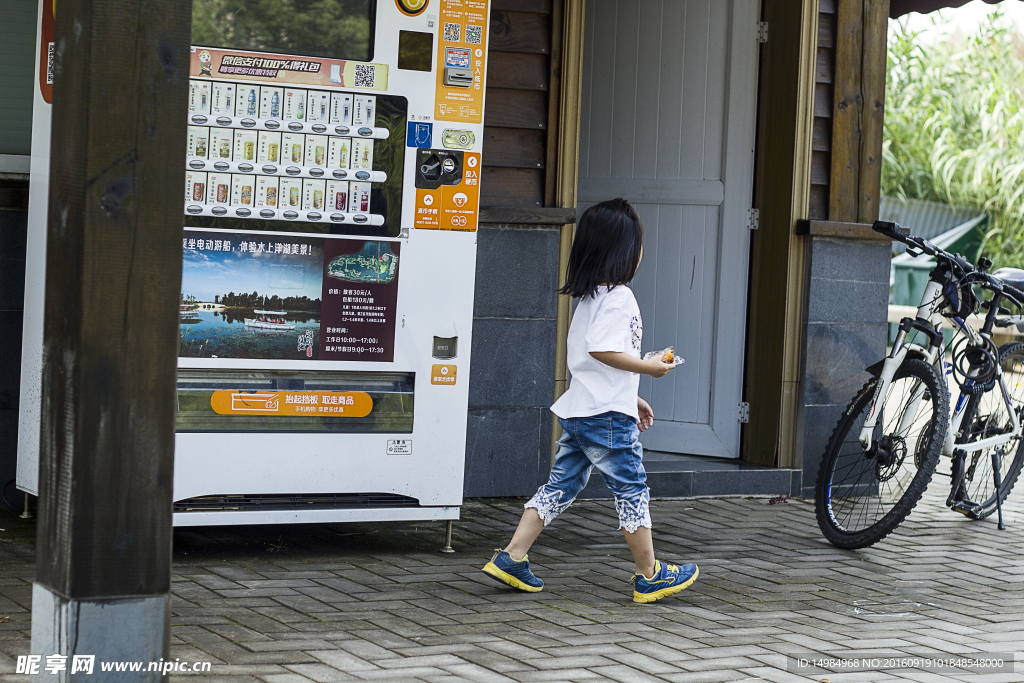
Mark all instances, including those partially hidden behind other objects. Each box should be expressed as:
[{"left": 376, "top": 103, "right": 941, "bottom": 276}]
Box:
[{"left": 525, "top": 411, "right": 651, "bottom": 533}]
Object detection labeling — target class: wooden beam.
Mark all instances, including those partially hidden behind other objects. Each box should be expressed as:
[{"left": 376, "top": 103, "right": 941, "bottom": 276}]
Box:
[
  {"left": 829, "top": 0, "right": 863, "bottom": 223},
  {"left": 858, "top": 0, "right": 890, "bottom": 222}
]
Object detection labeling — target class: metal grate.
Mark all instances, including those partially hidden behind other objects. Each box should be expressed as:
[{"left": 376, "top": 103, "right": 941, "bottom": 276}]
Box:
[{"left": 174, "top": 492, "right": 420, "bottom": 512}]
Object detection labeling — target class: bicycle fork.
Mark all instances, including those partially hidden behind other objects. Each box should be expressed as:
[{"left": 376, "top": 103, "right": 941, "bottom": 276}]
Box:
[{"left": 858, "top": 346, "right": 910, "bottom": 450}]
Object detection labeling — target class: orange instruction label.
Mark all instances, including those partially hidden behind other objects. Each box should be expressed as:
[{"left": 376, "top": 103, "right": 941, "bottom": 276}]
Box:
[
  {"left": 431, "top": 365, "right": 457, "bottom": 385},
  {"left": 434, "top": 0, "right": 488, "bottom": 123},
  {"left": 211, "top": 390, "right": 372, "bottom": 416}
]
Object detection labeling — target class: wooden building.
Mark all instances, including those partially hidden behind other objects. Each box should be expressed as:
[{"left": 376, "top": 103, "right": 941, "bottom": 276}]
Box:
[{"left": 0, "top": 0, "right": 979, "bottom": 499}]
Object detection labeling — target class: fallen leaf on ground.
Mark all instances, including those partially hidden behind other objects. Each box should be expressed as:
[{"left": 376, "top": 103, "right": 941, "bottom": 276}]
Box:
[{"left": 0, "top": 617, "right": 10, "bottom": 623}]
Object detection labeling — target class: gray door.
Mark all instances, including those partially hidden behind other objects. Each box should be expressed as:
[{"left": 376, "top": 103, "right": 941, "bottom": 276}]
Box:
[{"left": 577, "top": 0, "right": 760, "bottom": 458}]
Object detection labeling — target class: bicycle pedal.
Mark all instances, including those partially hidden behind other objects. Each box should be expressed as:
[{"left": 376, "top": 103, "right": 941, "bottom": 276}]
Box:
[{"left": 950, "top": 500, "right": 983, "bottom": 519}]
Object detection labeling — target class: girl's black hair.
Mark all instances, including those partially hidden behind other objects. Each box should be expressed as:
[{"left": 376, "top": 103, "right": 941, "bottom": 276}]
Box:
[{"left": 560, "top": 198, "right": 644, "bottom": 299}]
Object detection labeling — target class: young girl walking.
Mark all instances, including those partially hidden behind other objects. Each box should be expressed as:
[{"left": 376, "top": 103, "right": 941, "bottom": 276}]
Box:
[{"left": 482, "top": 198, "right": 698, "bottom": 604}]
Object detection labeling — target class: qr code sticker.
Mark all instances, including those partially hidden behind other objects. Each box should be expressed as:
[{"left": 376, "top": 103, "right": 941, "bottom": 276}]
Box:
[
  {"left": 444, "top": 22, "right": 461, "bottom": 42},
  {"left": 465, "top": 25, "right": 483, "bottom": 45},
  {"left": 354, "top": 63, "right": 375, "bottom": 88}
]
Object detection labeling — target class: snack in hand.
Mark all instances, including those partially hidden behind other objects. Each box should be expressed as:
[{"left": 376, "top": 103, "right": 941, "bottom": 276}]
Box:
[{"left": 643, "top": 346, "right": 685, "bottom": 366}]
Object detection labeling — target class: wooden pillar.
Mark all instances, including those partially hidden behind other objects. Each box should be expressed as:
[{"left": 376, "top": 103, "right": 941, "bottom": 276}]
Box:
[
  {"left": 830, "top": 0, "right": 889, "bottom": 223},
  {"left": 30, "top": 0, "right": 190, "bottom": 670}
]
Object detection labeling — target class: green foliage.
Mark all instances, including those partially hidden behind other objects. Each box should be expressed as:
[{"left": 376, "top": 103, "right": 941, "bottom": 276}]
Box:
[
  {"left": 192, "top": 0, "right": 373, "bottom": 62},
  {"left": 883, "top": 12, "right": 1024, "bottom": 267}
]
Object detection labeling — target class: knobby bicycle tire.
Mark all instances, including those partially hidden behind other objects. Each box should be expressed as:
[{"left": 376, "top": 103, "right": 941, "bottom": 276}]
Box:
[
  {"left": 815, "top": 358, "right": 948, "bottom": 549},
  {"left": 961, "top": 341, "right": 1024, "bottom": 519}
]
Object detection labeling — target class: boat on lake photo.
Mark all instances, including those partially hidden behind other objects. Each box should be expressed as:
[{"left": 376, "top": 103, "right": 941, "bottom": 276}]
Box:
[{"left": 244, "top": 310, "right": 296, "bottom": 331}]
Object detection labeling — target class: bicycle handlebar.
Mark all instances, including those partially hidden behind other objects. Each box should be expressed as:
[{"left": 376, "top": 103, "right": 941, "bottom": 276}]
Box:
[{"left": 872, "top": 220, "right": 1024, "bottom": 309}]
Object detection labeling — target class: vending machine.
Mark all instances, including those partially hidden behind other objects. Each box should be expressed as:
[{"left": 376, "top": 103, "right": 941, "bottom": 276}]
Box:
[{"left": 19, "top": 0, "right": 492, "bottom": 527}]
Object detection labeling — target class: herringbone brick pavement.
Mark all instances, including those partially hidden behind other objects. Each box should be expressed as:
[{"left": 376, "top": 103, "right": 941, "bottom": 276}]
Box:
[{"left": 0, "top": 489, "right": 1022, "bottom": 682}]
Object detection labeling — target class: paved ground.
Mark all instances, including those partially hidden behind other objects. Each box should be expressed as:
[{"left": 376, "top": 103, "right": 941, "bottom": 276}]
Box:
[{"left": 0, "top": 488, "right": 1022, "bottom": 682}]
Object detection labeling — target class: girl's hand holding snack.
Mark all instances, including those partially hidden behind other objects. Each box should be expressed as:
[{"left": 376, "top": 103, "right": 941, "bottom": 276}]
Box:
[{"left": 642, "top": 354, "right": 676, "bottom": 378}]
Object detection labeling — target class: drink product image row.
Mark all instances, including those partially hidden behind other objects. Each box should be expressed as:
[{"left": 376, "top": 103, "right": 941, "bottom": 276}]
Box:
[
  {"left": 186, "top": 127, "right": 373, "bottom": 170},
  {"left": 185, "top": 172, "right": 370, "bottom": 212},
  {"left": 188, "top": 80, "right": 376, "bottom": 127}
]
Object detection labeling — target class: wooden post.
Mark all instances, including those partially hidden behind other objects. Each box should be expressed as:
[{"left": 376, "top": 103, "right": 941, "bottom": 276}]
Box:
[
  {"left": 858, "top": 0, "right": 890, "bottom": 223},
  {"left": 30, "top": 0, "right": 190, "bottom": 671}
]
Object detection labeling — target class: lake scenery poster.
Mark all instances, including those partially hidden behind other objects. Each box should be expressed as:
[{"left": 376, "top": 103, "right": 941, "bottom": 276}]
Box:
[{"left": 179, "top": 229, "right": 400, "bottom": 362}]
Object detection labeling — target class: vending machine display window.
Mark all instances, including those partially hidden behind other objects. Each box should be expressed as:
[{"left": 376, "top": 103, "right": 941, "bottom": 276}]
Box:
[
  {"left": 191, "top": 0, "right": 376, "bottom": 62},
  {"left": 176, "top": 369, "right": 414, "bottom": 433}
]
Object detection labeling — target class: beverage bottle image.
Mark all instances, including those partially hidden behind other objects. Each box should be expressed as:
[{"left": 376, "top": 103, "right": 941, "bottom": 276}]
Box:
[
  {"left": 320, "top": 100, "right": 326, "bottom": 120},
  {"left": 195, "top": 137, "right": 207, "bottom": 157},
  {"left": 292, "top": 144, "right": 302, "bottom": 162},
  {"left": 201, "top": 86, "right": 208, "bottom": 110},
  {"left": 219, "top": 140, "right": 230, "bottom": 158},
  {"left": 241, "top": 186, "right": 252, "bottom": 204},
  {"left": 360, "top": 190, "right": 369, "bottom": 211},
  {"left": 335, "top": 192, "right": 347, "bottom": 210},
  {"left": 340, "top": 142, "right": 349, "bottom": 166},
  {"left": 297, "top": 99, "right": 304, "bottom": 120},
  {"left": 315, "top": 146, "right": 325, "bottom": 165},
  {"left": 343, "top": 103, "right": 350, "bottom": 122},
  {"left": 217, "top": 184, "right": 228, "bottom": 203},
  {"left": 244, "top": 141, "right": 254, "bottom": 160},
  {"left": 314, "top": 190, "right": 323, "bottom": 209},
  {"left": 268, "top": 142, "right": 279, "bottom": 162},
  {"left": 362, "top": 148, "right": 370, "bottom": 168},
  {"left": 225, "top": 87, "right": 233, "bottom": 112},
  {"left": 289, "top": 187, "right": 300, "bottom": 206},
  {"left": 365, "top": 103, "right": 373, "bottom": 123},
  {"left": 247, "top": 89, "right": 257, "bottom": 115},
  {"left": 271, "top": 92, "right": 280, "bottom": 118},
  {"left": 193, "top": 183, "right": 205, "bottom": 201},
  {"left": 266, "top": 188, "right": 277, "bottom": 206}
]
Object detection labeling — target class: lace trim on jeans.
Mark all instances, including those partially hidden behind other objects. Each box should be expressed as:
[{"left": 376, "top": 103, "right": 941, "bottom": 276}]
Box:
[
  {"left": 525, "top": 488, "right": 574, "bottom": 526},
  {"left": 615, "top": 490, "right": 652, "bottom": 533}
]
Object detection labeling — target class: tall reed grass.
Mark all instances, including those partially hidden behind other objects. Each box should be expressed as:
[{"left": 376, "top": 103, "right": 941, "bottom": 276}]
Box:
[{"left": 884, "top": 12, "right": 1024, "bottom": 267}]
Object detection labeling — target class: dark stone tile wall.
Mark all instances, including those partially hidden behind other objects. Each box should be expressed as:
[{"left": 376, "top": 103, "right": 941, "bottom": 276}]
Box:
[
  {"left": 0, "top": 208, "right": 27, "bottom": 500},
  {"left": 464, "top": 224, "right": 560, "bottom": 498},
  {"left": 798, "top": 236, "right": 891, "bottom": 496}
]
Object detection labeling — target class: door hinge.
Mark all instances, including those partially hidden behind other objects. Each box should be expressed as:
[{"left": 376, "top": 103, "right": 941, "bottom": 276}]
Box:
[
  {"left": 758, "top": 22, "right": 769, "bottom": 43},
  {"left": 739, "top": 402, "right": 750, "bottom": 424},
  {"left": 747, "top": 208, "right": 759, "bottom": 230}
]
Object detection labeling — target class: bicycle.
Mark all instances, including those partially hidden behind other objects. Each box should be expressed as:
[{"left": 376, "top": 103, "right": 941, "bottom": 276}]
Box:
[{"left": 815, "top": 220, "right": 1024, "bottom": 549}]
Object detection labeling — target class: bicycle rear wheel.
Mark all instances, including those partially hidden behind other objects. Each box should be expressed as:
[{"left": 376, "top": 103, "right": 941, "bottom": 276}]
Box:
[
  {"left": 815, "top": 358, "right": 948, "bottom": 549},
  {"left": 957, "top": 342, "right": 1024, "bottom": 518}
]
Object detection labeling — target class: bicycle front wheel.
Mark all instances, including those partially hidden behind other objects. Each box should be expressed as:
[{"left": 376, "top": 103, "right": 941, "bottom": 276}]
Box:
[{"left": 815, "top": 358, "right": 948, "bottom": 549}]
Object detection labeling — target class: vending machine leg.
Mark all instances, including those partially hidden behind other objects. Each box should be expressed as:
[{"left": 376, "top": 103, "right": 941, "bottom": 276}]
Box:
[
  {"left": 441, "top": 520, "right": 455, "bottom": 553},
  {"left": 19, "top": 492, "right": 33, "bottom": 520}
]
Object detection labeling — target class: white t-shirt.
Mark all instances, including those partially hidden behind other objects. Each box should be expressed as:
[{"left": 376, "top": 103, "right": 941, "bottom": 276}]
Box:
[{"left": 551, "top": 285, "right": 642, "bottom": 420}]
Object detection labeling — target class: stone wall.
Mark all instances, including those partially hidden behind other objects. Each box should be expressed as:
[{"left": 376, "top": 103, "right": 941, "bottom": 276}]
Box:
[
  {"left": 464, "top": 224, "right": 560, "bottom": 498},
  {"left": 798, "top": 233, "right": 891, "bottom": 496}
]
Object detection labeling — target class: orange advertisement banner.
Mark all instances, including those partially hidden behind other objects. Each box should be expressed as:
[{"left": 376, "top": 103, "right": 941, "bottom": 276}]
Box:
[
  {"left": 211, "top": 390, "right": 372, "bottom": 417},
  {"left": 434, "top": 0, "right": 488, "bottom": 123},
  {"left": 38, "top": 0, "right": 54, "bottom": 103},
  {"left": 414, "top": 153, "right": 481, "bottom": 232},
  {"left": 190, "top": 47, "right": 389, "bottom": 91}
]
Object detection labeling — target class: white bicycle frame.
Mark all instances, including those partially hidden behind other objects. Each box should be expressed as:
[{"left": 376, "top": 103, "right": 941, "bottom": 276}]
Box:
[{"left": 858, "top": 279, "right": 1021, "bottom": 458}]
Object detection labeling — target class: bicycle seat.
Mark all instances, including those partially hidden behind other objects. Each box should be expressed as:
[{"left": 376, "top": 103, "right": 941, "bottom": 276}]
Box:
[{"left": 993, "top": 268, "right": 1024, "bottom": 291}]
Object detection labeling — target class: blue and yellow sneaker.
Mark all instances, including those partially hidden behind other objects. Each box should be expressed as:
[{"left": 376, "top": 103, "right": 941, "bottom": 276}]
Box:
[
  {"left": 481, "top": 549, "right": 544, "bottom": 592},
  {"left": 631, "top": 560, "right": 698, "bottom": 603}
]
